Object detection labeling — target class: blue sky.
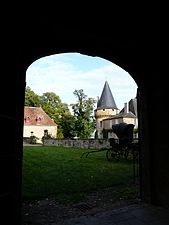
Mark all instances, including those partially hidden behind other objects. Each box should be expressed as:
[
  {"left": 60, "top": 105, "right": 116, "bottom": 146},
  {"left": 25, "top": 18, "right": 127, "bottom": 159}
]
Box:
[{"left": 26, "top": 53, "right": 137, "bottom": 110}]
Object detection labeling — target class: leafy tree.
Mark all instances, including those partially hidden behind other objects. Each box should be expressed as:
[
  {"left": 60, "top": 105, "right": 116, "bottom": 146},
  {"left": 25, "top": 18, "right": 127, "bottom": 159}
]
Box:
[
  {"left": 59, "top": 112, "right": 75, "bottom": 138},
  {"left": 24, "top": 86, "right": 42, "bottom": 106},
  {"left": 39, "top": 92, "right": 72, "bottom": 138},
  {"left": 72, "top": 89, "right": 96, "bottom": 138},
  {"left": 40, "top": 92, "right": 63, "bottom": 123}
]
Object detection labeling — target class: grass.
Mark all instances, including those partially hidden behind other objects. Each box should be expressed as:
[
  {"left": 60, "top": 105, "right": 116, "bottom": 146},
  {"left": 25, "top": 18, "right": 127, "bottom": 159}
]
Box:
[{"left": 22, "top": 146, "right": 139, "bottom": 204}]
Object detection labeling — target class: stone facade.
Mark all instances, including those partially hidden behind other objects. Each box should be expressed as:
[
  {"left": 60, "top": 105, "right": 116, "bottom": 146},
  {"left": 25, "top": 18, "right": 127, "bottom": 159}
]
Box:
[
  {"left": 95, "top": 95, "right": 138, "bottom": 139},
  {"left": 94, "top": 108, "right": 120, "bottom": 138}
]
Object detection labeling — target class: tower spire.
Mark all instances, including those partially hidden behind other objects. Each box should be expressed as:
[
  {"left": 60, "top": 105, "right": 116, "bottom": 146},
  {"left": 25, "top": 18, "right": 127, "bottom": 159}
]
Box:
[{"left": 97, "top": 81, "right": 118, "bottom": 109}]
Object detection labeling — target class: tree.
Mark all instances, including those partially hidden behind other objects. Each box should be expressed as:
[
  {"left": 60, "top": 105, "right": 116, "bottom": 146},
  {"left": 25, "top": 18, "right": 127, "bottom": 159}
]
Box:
[
  {"left": 72, "top": 89, "right": 96, "bottom": 138},
  {"left": 60, "top": 112, "right": 76, "bottom": 138},
  {"left": 24, "top": 86, "right": 42, "bottom": 106},
  {"left": 40, "top": 92, "right": 63, "bottom": 123},
  {"left": 39, "top": 92, "right": 72, "bottom": 138}
]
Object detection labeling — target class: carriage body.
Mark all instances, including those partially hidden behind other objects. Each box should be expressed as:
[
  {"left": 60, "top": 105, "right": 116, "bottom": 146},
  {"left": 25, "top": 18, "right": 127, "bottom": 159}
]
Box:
[{"left": 106, "top": 123, "right": 138, "bottom": 161}]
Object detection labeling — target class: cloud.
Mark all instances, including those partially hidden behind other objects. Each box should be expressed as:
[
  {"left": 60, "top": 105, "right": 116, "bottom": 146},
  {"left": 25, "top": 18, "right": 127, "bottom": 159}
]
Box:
[{"left": 26, "top": 53, "right": 137, "bottom": 110}]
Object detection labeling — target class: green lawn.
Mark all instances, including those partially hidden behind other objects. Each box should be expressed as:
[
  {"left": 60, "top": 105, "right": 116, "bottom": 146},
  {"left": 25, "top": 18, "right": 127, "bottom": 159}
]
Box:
[{"left": 22, "top": 146, "right": 139, "bottom": 204}]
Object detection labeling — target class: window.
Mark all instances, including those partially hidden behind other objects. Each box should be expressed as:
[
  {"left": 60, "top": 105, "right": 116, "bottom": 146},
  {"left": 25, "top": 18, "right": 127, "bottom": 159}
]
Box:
[
  {"left": 109, "top": 120, "right": 112, "bottom": 128},
  {"left": 100, "top": 121, "right": 103, "bottom": 128},
  {"left": 115, "top": 119, "right": 118, "bottom": 124}
]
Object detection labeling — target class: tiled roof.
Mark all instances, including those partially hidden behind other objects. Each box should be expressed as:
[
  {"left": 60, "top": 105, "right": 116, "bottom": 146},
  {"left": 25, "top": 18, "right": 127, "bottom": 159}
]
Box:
[{"left": 24, "top": 106, "right": 57, "bottom": 126}]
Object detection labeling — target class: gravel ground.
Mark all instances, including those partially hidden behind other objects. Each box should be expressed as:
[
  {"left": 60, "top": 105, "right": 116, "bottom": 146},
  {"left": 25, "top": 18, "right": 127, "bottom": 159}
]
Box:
[{"left": 21, "top": 187, "right": 140, "bottom": 225}]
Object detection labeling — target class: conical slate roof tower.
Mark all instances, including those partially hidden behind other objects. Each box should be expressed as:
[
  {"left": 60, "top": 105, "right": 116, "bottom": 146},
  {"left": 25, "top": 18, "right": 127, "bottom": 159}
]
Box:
[
  {"left": 94, "top": 81, "right": 119, "bottom": 139},
  {"left": 97, "top": 81, "right": 118, "bottom": 109}
]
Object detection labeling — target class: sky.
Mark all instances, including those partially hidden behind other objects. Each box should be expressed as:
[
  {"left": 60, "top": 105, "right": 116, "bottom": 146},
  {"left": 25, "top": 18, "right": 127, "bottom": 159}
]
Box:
[{"left": 26, "top": 52, "right": 137, "bottom": 110}]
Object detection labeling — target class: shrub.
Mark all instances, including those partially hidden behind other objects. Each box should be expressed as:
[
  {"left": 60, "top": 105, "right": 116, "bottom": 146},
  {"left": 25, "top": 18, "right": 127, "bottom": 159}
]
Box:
[{"left": 30, "top": 135, "right": 39, "bottom": 144}]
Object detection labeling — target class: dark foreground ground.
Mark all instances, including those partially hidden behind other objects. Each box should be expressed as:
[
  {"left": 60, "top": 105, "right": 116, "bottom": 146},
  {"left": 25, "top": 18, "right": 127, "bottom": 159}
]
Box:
[{"left": 21, "top": 187, "right": 169, "bottom": 225}]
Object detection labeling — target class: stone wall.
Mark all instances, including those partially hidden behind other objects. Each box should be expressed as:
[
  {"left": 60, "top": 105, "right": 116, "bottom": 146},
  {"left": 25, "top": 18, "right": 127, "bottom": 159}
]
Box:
[{"left": 43, "top": 138, "right": 111, "bottom": 149}]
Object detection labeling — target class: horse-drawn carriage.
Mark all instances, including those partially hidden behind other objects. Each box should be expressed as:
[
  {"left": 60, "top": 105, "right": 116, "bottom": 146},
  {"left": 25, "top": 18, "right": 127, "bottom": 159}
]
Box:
[
  {"left": 106, "top": 123, "right": 139, "bottom": 161},
  {"left": 81, "top": 122, "right": 139, "bottom": 181},
  {"left": 81, "top": 122, "right": 139, "bottom": 162}
]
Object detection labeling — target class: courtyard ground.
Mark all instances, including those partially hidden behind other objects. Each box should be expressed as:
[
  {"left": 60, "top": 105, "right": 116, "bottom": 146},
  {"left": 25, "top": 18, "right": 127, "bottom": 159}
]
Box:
[{"left": 21, "top": 187, "right": 169, "bottom": 225}]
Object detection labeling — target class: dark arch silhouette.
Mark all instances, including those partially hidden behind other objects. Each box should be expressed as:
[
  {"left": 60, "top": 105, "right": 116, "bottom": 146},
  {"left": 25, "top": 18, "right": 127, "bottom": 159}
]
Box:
[{"left": 1, "top": 13, "right": 168, "bottom": 225}]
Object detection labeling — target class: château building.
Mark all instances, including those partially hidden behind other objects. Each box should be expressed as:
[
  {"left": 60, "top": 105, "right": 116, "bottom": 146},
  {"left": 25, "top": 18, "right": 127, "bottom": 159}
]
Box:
[{"left": 94, "top": 81, "right": 138, "bottom": 139}]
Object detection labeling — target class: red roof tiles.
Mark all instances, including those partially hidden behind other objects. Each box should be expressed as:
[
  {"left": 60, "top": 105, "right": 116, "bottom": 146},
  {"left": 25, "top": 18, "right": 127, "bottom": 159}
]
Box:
[{"left": 24, "top": 106, "right": 57, "bottom": 126}]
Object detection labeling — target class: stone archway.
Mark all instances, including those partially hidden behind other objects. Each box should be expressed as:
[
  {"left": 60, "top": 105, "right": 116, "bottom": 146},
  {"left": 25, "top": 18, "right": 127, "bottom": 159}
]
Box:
[{"left": 1, "top": 15, "right": 168, "bottom": 225}]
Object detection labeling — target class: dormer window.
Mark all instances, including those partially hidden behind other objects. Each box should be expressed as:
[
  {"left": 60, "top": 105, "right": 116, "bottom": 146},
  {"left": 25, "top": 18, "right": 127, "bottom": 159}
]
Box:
[
  {"left": 25, "top": 116, "right": 30, "bottom": 123},
  {"left": 36, "top": 116, "right": 41, "bottom": 124}
]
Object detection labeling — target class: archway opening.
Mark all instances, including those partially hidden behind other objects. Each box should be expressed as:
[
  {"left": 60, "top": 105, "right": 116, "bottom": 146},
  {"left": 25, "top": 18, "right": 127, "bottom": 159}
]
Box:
[{"left": 22, "top": 52, "right": 140, "bottom": 223}]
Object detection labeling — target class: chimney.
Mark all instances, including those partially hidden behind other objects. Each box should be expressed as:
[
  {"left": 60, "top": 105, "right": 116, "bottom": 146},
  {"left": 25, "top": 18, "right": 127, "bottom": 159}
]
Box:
[{"left": 124, "top": 102, "right": 128, "bottom": 113}]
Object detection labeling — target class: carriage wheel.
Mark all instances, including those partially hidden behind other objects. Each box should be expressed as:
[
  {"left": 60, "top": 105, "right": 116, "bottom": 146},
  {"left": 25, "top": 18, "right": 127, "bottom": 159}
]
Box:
[{"left": 106, "top": 149, "right": 120, "bottom": 161}]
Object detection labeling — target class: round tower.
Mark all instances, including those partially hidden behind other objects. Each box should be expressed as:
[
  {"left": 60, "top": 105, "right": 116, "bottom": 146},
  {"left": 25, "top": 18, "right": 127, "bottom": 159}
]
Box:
[{"left": 94, "top": 81, "right": 119, "bottom": 138}]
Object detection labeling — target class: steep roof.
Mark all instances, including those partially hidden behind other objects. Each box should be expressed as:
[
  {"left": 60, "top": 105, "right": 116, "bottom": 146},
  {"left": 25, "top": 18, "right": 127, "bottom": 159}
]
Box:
[
  {"left": 97, "top": 81, "right": 118, "bottom": 110},
  {"left": 129, "top": 97, "right": 137, "bottom": 116},
  {"left": 120, "top": 97, "right": 137, "bottom": 116},
  {"left": 24, "top": 106, "right": 57, "bottom": 126}
]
